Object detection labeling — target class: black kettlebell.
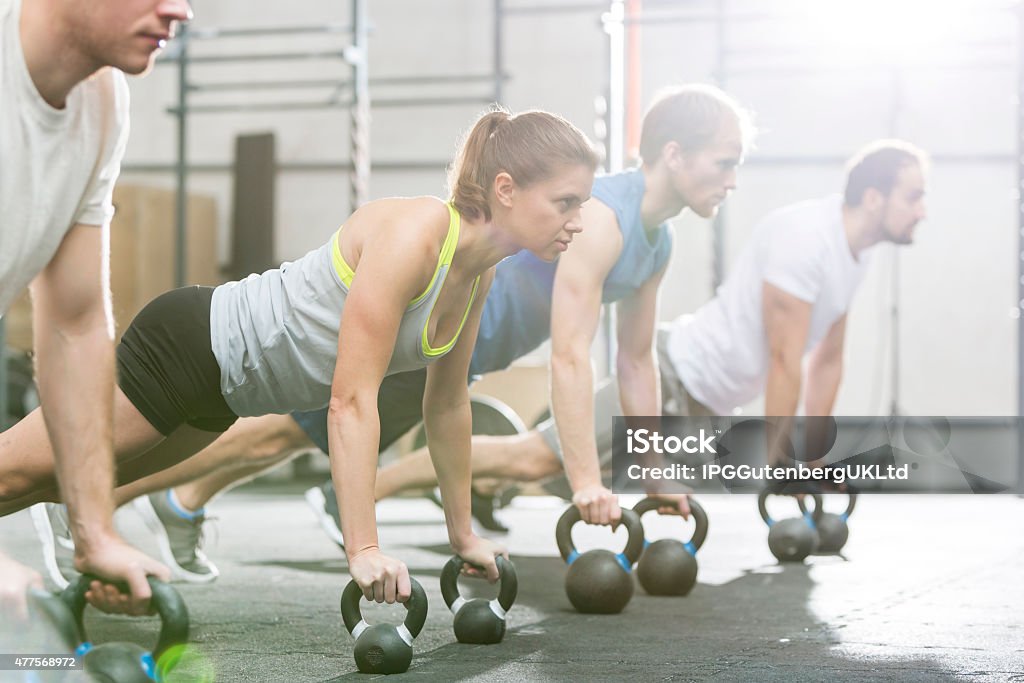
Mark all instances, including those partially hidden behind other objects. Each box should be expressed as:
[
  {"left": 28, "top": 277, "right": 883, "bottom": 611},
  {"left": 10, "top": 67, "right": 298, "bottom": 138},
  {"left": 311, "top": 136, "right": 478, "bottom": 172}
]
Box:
[
  {"left": 555, "top": 506, "right": 645, "bottom": 614},
  {"left": 440, "top": 555, "right": 517, "bottom": 644},
  {"left": 758, "top": 491, "right": 821, "bottom": 563},
  {"left": 340, "top": 577, "right": 428, "bottom": 674},
  {"left": 61, "top": 574, "right": 190, "bottom": 683},
  {"left": 802, "top": 493, "right": 857, "bottom": 554},
  {"left": 633, "top": 497, "right": 709, "bottom": 597}
]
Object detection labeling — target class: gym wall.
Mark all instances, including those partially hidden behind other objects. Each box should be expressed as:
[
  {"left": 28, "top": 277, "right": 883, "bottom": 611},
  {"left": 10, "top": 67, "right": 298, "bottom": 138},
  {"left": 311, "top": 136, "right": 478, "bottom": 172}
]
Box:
[{"left": 117, "top": 0, "right": 1015, "bottom": 417}]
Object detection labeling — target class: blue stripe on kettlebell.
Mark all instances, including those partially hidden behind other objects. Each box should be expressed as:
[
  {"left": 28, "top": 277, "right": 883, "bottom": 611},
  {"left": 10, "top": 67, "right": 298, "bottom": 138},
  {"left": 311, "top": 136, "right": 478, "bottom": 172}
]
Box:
[
  {"left": 566, "top": 549, "right": 579, "bottom": 565},
  {"left": 840, "top": 513, "right": 849, "bottom": 521},
  {"left": 615, "top": 552, "right": 632, "bottom": 573},
  {"left": 765, "top": 516, "right": 775, "bottom": 527},
  {"left": 643, "top": 539, "right": 651, "bottom": 549},
  {"left": 75, "top": 642, "right": 93, "bottom": 657},
  {"left": 803, "top": 511, "right": 816, "bottom": 528},
  {"left": 683, "top": 541, "right": 697, "bottom": 556},
  {"left": 141, "top": 652, "right": 156, "bottom": 680}
]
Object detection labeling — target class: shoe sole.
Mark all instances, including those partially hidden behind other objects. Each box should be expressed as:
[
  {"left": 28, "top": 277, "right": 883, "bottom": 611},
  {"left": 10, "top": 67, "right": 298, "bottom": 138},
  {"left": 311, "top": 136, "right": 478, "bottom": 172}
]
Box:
[
  {"left": 304, "top": 486, "right": 345, "bottom": 548},
  {"left": 29, "top": 504, "right": 71, "bottom": 590},
  {"left": 133, "top": 496, "right": 219, "bottom": 584}
]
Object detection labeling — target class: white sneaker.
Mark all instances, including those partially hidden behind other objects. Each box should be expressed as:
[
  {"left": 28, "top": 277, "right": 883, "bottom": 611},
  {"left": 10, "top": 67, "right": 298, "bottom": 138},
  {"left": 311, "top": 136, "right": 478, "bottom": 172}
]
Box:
[
  {"left": 29, "top": 503, "right": 78, "bottom": 590},
  {"left": 304, "top": 484, "right": 344, "bottom": 549}
]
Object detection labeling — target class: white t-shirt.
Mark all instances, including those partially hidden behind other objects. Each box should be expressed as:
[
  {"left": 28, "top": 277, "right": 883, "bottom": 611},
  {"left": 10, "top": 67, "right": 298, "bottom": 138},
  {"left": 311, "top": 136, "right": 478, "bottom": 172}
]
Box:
[
  {"left": 667, "top": 194, "right": 872, "bottom": 414},
  {"left": 0, "top": 0, "right": 129, "bottom": 312}
]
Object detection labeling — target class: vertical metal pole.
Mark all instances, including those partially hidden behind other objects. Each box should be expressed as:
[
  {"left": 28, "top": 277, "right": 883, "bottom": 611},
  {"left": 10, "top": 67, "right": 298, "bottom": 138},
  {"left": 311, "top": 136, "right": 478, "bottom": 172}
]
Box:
[
  {"left": 493, "top": 0, "right": 504, "bottom": 105},
  {"left": 710, "top": 0, "right": 727, "bottom": 292},
  {"left": 1017, "top": 3, "right": 1024, "bottom": 494},
  {"left": 624, "top": 0, "right": 641, "bottom": 162},
  {"left": 174, "top": 24, "right": 189, "bottom": 288},
  {"left": 888, "top": 66, "right": 903, "bottom": 418},
  {"left": 599, "top": 12, "right": 613, "bottom": 171},
  {"left": 601, "top": 0, "right": 626, "bottom": 377},
  {"left": 0, "top": 318, "right": 7, "bottom": 429},
  {"left": 889, "top": 252, "right": 901, "bottom": 417},
  {"left": 605, "top": 0, "right": 624, "bottom": 174},
  {"left": 348, "top": 0, "right": 370, "bottom": 212}
]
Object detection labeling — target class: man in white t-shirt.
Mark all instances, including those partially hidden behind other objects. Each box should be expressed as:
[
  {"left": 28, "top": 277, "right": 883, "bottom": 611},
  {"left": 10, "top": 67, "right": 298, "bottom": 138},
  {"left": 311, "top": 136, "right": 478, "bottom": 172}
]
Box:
[
  {"left": 0, "top": 0, "right": 190, "bottom": 619},
  {"left": 346, "top": 139, "right": 929, "bottom": 509},
  {"left": 667, "top": 140, "right": 926, "bottom": 423}
]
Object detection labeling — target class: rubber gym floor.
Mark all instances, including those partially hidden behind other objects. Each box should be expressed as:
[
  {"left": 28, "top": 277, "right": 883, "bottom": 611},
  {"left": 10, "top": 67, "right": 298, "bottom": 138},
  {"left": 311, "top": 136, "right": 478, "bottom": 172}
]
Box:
[{"left": 2, "top": 485, "right": 1022, "bottom": 682}]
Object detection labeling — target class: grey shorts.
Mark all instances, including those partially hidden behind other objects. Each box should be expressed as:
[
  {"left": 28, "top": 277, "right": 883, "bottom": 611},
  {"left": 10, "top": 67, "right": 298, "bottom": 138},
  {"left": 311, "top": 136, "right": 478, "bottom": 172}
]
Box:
[{"left": 537, "top": 326, "right": 712, "bottom": 462}]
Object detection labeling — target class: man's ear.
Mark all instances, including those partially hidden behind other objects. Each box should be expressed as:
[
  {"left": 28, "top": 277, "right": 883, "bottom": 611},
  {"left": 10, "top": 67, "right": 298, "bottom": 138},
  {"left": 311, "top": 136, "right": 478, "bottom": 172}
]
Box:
[
  {"left": 661, "top": 141, "right": 684, "bottom": 173},
  {"left": 493, "top": 171, "right": 516, "bottom": 208},
  {"left": 862, "top": 187, "right": 885, "bottom": 213}
]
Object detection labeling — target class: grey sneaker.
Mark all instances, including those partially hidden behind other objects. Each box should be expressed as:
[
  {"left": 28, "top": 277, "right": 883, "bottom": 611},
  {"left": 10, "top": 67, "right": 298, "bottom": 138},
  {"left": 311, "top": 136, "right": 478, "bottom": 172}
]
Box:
[
  {"left": 134, "top": 491, "right": 219, "bottom": 584},
  {"left": 29, "top": 503, "right": 78, "bottom": 590},
  {"left": 304, "top": 483, "right": 344, "bottom": 549}
]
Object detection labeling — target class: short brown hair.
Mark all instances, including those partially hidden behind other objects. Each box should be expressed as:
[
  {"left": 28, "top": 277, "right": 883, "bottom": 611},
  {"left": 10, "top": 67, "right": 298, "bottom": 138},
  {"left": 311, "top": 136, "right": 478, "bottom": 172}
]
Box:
[
  {"left": 638, "top": 84, "right": 755, "bottom": 164},
  {"left": 844, "top": 140, "right": 928, "bottom": 206}
]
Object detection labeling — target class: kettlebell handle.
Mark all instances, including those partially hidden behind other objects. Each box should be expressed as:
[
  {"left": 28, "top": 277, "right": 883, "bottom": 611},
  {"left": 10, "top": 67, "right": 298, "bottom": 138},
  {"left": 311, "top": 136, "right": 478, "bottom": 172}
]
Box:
[
  {"left": 799, "top": 492, "right": 857, "bottom": 519},
  {"left": 842, "top": 493, "right": 858, "bottom": 517},
  {"left": 555, "top": 506, "right": 645, "bottom": 567},
  {"left": 633, "top": 497, "right": 709, "bottom": 552},
  {"left": 795, "top": 493, "right": 825, "bottom": 525},
  {"left": 61, "top": 575, "right": 189, "bottom": 660},
  {"left": 440, "top": 555, "right": 518, "bottom": 614},
  {"left": 340, "top": 577, "right": 428, "bottom": 641},
  {"left": 757, "top": 489, "right": 773, "bottom": 525},
  {"left": 758, "top": 490, "right": 817, "bottom": 527}
]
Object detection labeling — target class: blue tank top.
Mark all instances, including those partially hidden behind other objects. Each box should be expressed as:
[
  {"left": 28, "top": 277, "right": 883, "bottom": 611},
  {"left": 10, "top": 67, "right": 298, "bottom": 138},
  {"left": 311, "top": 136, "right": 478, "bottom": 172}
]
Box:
[{"left": 469, "top": 167, "right": 673, "bottom": 376}]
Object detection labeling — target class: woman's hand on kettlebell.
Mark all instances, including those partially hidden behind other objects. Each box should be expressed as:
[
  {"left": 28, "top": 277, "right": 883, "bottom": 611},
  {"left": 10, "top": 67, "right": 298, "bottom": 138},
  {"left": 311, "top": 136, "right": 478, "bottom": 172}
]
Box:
[
  {"left": 453, "top": 536, "right": 506, "bottom": 583},
  {"left": 572, "top": 484, "right": 620, "bottom": 526},
  {"left": 348, "top": 547, "right": 411, "bottom": 604}
]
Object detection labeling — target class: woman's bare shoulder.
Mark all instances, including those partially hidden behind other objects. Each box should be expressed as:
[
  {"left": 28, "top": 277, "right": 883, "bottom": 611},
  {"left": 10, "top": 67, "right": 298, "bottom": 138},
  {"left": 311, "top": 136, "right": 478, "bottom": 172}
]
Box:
[
  {"left": 345, "top": 197, "right": 452, "bottom": 276},
  {"left": 357, "top": 196, "right": 449, "bottom": 230}
]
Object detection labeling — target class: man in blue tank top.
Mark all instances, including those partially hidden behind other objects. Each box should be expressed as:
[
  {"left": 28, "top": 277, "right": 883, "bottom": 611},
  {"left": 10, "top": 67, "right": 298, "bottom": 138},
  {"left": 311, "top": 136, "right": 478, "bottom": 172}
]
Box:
[{"left": 54, "top": 85, "right": 753, "bottom": 580}]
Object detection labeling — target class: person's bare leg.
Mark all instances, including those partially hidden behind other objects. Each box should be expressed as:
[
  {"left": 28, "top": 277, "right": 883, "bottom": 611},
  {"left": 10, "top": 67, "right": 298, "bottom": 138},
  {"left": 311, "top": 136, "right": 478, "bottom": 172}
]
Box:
[
  {"left": 170, "top": 415, "right": 312, "bottom": 510},
  {"left": 113, "top": 414, "right": 313, "bottom": 508},
  {"left": 374, "top": 430, "right": 563, "bottom": 500},
  {"left": 0, "top": 387, "right": 167, "bottom": 515},
  {"left": 178, "top": 448, "right": 308, "bottom": 509}
]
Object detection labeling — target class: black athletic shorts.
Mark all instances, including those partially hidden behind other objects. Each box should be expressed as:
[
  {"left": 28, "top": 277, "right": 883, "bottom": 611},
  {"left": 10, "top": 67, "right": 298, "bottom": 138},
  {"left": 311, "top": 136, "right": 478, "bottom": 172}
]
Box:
[{"left": 117, "top": 286, "right": 238, "bottom": 436}]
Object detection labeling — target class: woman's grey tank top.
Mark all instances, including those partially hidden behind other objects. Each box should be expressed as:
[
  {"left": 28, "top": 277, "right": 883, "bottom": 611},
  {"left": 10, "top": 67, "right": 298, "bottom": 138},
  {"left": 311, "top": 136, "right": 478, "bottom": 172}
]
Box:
[{"left": 209, "top": 203, "right": 479, "bottom": 417}]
